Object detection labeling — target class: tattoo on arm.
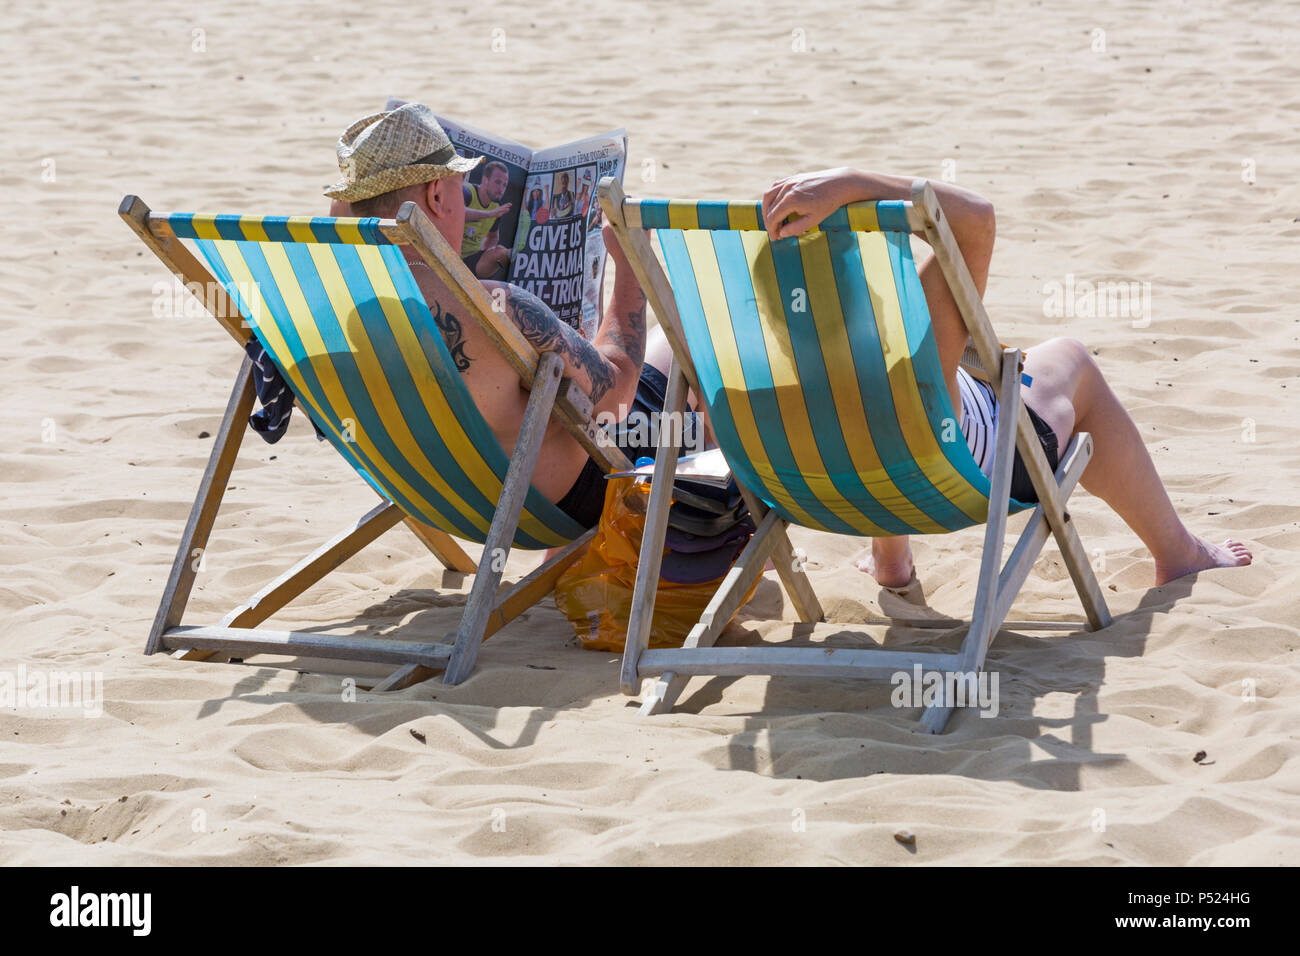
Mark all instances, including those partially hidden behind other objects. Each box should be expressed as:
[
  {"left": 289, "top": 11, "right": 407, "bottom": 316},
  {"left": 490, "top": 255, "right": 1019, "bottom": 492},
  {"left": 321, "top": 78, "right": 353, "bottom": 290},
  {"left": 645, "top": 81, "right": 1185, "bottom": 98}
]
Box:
[
  {"left": 607, "top": 295, "right": 647, "bottom": 371},
  {"left": 505, "top": 285, "right": 615, "bottom": 403},
  {"left": 428, "top": 300, "right": 472, "bottom": 372}
]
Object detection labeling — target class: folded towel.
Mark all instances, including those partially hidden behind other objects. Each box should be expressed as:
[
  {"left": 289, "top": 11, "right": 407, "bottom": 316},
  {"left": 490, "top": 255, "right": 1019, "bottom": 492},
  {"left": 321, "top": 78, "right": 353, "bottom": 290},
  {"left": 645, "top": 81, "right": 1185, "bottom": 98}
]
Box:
[{"left": 243, "top": 336, "right": 324, "bottom": 443}]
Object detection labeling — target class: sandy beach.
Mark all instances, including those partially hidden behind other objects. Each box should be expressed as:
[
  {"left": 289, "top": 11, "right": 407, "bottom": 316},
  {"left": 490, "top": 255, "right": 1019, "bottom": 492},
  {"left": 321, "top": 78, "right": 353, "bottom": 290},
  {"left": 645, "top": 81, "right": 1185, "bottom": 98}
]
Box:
[{"left": 1, "top": 0, "right": 1297, "bottom": 865}]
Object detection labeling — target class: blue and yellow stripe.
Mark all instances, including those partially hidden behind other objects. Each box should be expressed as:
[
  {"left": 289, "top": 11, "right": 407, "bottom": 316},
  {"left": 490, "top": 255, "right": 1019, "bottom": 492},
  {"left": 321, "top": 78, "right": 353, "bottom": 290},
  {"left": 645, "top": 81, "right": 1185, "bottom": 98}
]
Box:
[
  {"left": 653, "top": 206, "right": 1030, "bottom": 536},
  {"left": 166, "top": 213, "right": 392, "bottom": 246},
  {"left": 178, "top": 219, "right": 584, "bottom": 549},
  {"left": 635, "top": 199, "right": 912, "bottom": 233}
]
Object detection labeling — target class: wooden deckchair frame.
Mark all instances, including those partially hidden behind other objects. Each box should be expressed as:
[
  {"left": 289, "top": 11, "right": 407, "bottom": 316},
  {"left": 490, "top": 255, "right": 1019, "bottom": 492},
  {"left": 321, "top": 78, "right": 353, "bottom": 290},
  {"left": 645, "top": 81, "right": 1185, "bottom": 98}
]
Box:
[
  {"left": 598, "top": 178, "right": 1112, "bottom": 732},
  {"left": 120, "top": 195, "right": 628, "bottom": 690}
]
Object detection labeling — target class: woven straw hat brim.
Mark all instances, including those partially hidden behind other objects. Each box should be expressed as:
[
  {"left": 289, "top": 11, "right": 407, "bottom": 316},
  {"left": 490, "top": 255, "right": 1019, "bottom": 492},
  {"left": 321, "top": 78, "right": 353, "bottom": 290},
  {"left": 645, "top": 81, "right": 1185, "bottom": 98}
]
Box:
[{"left": 324, "top": 152, "right": 483, "bottom": 202}]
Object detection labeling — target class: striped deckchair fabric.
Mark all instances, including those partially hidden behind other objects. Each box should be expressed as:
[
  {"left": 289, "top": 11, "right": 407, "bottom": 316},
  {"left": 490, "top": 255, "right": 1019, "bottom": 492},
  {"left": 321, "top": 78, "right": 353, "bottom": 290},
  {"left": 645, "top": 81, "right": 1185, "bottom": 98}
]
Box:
[
  {"left": 165, "top": 212, "right": 585, "bottom": 550},
  {"left": 630, "top": 198, "right": 913, "bottom": 234},
  {"left": 640, "top": 200, "right": 1034, "bottom": 538},
  {"left": 600, "top": 179, "right": 1112, "bottom": 732},
  {"left": 122, "top": 195, "right": 608, "bottom": 691},
  {"left": 164, "top": 212, "right": 395, "bottom": 245}
]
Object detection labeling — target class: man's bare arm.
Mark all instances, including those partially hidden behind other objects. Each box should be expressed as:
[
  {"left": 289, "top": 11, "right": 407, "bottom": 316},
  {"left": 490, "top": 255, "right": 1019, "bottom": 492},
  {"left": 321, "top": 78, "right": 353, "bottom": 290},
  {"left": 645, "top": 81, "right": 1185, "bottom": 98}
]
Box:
[
  {"left": 593, "top": 284, "right": 646, "bottom": 384},
  {"left": 761, "top": 167, "right": 995, "bottom": 399},
  {"left": 493, "top": 282, "right": 618, "bottom": 406},
  {"left": 588, "top": 223, "right": 649, "bottom": 413},
  {"left": 761, "top": 167, "right": 995, "bottom": 294},
  {"left": 485, "top": 224, "right": 647, "bottom": 417}
]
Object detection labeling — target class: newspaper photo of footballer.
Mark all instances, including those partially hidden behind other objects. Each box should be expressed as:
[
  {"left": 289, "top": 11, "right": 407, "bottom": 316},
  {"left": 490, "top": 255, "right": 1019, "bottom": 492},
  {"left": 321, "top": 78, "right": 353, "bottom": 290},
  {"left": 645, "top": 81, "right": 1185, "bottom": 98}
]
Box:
[{"left": 459, "top": 154, "right": 525, "bottom": 281}]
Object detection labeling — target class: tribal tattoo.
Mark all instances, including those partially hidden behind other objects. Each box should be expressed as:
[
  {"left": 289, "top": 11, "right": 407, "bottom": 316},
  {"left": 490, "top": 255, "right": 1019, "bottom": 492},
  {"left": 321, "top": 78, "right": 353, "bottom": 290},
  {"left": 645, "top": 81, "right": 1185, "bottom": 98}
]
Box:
[
  {"left": 505, "top": 285, "right": 615, "bottom": 403},
  {"left": 428, "top": 300, "right": 472, "bottom": 372}
]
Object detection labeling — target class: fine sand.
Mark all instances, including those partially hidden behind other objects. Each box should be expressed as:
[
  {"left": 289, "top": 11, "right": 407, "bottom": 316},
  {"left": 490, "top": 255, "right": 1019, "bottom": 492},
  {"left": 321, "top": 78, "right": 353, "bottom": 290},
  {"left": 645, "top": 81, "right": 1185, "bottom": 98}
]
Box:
[{"left": 2, "top": 0, "right": 1297, "bottom": 864}]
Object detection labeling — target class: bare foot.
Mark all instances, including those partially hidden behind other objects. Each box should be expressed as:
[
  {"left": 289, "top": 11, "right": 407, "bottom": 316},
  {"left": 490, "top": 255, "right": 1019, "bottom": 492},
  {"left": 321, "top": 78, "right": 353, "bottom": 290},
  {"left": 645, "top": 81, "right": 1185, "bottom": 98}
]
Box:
[
  {"left": 854, "top": 540, "right": 915, "bottom": 589},
  {"left": 1154, "top": 536, "right": 1252, "bottom": 586}
]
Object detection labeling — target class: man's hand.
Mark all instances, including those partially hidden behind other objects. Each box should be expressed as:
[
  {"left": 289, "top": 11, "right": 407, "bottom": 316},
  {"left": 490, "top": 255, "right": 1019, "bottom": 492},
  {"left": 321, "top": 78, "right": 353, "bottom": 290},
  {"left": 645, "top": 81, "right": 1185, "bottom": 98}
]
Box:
[
  {"left": 763, "top": 168, "right": 994, "bottom": 262},
  {"left": 765, "top": 167, "right": 996, "bottom": 410},
  {"left": 761, "top": 167, "right": 858, "bottom": 240},
  {"left": 490, "top": 202, "right": 512, "bottom": 219}
]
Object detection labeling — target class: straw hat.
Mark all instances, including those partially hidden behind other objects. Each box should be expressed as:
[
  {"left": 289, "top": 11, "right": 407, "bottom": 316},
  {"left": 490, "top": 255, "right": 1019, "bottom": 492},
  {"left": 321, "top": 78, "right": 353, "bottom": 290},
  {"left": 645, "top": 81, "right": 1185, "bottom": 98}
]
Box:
[{"left": 324, "top": 103, "right": 483, "bottom": 202}]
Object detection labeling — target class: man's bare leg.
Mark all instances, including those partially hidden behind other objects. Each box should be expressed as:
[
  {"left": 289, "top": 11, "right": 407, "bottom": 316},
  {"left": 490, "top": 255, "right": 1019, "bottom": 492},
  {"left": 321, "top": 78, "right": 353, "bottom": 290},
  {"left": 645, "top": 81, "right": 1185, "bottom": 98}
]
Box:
[
  {"left": 642, "top": 322, "right": 674, "bottom": 379},
  {"left": 856, "top": 341, "right": 1253, "bottom": 588},
  {"left": 764, "top": 173, "right": 1251, "bottom": 588},
  {"left": 643, "top": 323, "right": 716, "bottom": 449},
  {"left": 1018, "top": 337, "right": 1251, "bottom": 586}
]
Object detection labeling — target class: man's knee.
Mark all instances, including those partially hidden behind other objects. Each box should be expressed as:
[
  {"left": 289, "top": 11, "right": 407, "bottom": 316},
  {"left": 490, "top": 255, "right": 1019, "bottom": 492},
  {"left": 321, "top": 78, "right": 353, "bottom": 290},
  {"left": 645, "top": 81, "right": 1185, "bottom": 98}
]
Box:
[
  {"left": 642, "top": 323, "right": 673, "bottom": 377},
  {"left": 1030, "top": 337, "right": 1103, "bottom": 424},
  {"left": 1037, "top": 337, "right": 1095, "bottom": 375}
]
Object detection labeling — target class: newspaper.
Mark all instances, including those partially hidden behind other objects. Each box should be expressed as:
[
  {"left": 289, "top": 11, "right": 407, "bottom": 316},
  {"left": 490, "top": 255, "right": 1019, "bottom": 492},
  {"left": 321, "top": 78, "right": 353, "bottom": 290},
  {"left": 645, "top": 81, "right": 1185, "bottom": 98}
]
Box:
[
  {"left": 386, "top": 97, "right": 626, "bottom": 340},
  {"left": 607, "top": 448, "right": 733, "bottom": 487}
]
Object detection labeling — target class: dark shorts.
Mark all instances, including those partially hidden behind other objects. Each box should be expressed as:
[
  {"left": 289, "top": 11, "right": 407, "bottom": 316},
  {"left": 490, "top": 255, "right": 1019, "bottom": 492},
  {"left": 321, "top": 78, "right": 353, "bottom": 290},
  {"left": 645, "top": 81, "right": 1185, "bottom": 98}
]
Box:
[
  {"left": 1009, "top": 404, "right": 1060, "bottom": 504},
  {"left": 555, "top": 365, "right": 681, "bottom": 529}
]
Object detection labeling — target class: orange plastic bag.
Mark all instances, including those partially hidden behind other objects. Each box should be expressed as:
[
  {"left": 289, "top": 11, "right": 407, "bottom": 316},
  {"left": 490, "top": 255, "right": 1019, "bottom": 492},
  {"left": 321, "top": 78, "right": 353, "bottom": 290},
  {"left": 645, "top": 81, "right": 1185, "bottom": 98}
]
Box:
[{"left": 553, "top": 477, "right": 758, "bottom": 652}]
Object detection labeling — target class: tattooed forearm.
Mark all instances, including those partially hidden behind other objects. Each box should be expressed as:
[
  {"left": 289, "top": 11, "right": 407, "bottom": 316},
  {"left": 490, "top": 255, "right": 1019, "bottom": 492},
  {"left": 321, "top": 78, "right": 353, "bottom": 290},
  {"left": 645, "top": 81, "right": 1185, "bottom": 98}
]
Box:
[
  {"left": 607, "top": 296, "right": 647, "bottom": 371},
  {"left": 429, "top": 300, "right": 472, "bottom": 372},
  {"left": 505, "top": 285, "right": 615, "bottom": 403},
  {"left": 506, "top": 286, "right": 565, "bottom": 353}
]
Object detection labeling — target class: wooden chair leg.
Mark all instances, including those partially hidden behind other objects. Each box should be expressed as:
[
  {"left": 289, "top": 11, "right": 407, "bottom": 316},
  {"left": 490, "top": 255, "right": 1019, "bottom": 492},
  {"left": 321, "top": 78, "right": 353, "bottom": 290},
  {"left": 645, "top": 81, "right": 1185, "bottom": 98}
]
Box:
[
  {"left": 152, "top": 350, "right": 585, "bottom": 690},
  {"left": 621, "top": 361, "right": 688, "bottom": 695},
  {"left": 639, "top": 508, "right": 782, "bottom": 716},
  {"left": 402, "top": 517, "right": 477, "bottom": 574},
  {"left": 919, "top": 433, "right": 1097, "bottom": 733},
  {"left": 160, "top": 625, "right": 452, "bottom": 670},
  {"left": 991, "top": 433, "right": 1094, "bottom": 627},
  {"left": 960, "top": 349, "right": 1022, "bottom": 673},
  {"left": 146, "top": 358, "right": 256, "bottom": 655},
  {"left": 222, "top": 501, "right": 403, "bottom": 629},
  {"left": 173, "top": 501, "right": 406, "bottom": 663},
  {"left": 1012, "top": 404, "right": 1111, "bottom": 631},
  {"left": 921, "top": 349, "right": 1021, "bottom": 734},
  {"left": 370, "top": 525, "right": 596, "bottom": 692},
  {"left": 735, "top": 485, "right": 824, "bottom": 625},
  {"left": 485, "top": 526, "right": 595, "bottom": 636},
  {"left": 442, "top": 352, "right": 566, "bottom": 685}
]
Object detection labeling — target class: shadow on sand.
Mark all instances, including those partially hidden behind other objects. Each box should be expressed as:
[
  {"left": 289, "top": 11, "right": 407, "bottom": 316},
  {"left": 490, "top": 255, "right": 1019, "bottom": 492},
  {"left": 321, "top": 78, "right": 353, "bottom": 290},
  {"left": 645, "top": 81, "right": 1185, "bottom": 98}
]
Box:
[{"left": 179, "top": 557, "right": 1201, "bottom": 790}]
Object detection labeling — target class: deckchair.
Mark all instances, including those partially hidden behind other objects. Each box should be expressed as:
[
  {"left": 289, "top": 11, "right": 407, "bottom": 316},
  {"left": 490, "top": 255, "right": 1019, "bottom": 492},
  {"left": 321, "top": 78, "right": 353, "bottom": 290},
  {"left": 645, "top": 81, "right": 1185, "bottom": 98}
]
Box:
[
  {"left": 120, "top": 196, "right": 628, "bottom": 690},
  {"left": 598, "top": 178, "right": 1111, "bottom": 732}
]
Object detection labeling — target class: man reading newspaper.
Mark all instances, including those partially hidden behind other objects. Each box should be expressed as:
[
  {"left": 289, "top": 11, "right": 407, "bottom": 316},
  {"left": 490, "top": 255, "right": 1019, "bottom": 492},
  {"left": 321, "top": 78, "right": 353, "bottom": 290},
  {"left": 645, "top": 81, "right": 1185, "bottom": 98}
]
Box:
[{"left": 323, "top": 103, "right": 689, "bottom": 529}]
